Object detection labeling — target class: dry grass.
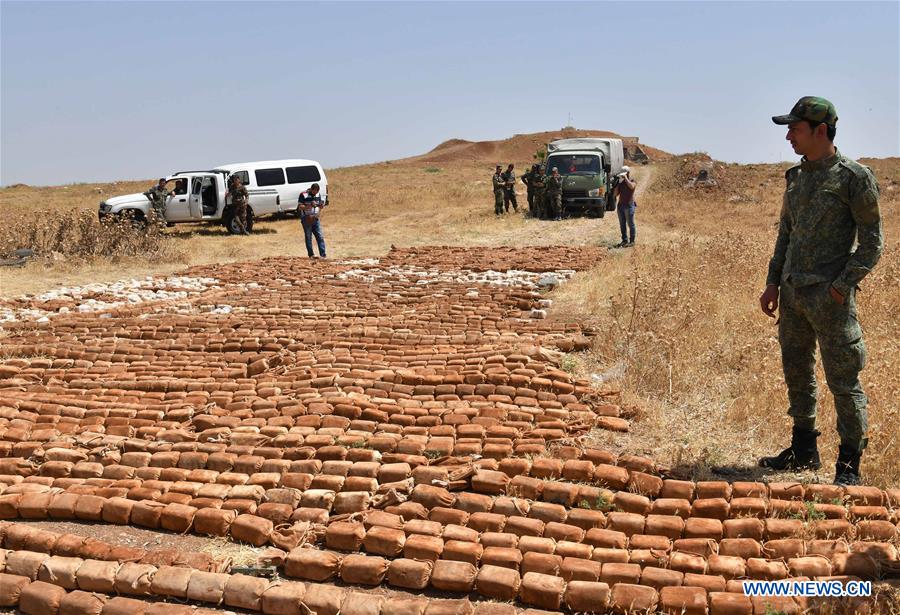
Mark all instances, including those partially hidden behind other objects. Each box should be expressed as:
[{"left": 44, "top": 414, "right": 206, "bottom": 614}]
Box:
[{"left": 552, "top": 156, "right": 900, "bottom": 489}]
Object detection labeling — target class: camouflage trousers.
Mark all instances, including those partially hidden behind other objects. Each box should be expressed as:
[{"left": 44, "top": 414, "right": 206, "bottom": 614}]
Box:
[
  {"left": 504, "top": 189, "right": 517, "bottom": 212},
  {"left": 546, "top": 193, "right": 562, "bottom": 219},
  {"left": 233, "top": 201, "right": 248, "bottom": 232},
  {"left": 149, "top": 204, "right": 167, "bottom": 229},
  {"left": 532, "top": 190, "right": 545, "bottom": 219},
  {"left": 494, "top": 190, "right": 505, "bottom": 215},
  {"left": 779, "top": 280, "right": 868, "bottom": 452}
]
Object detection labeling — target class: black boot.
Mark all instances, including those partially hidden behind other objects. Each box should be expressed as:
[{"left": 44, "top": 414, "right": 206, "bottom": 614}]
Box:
[
  {"left": 759, "top": 426, "right": 821, "bottom": 471},
  {"left": 834, "top": 444, "right": 862, "bottom": 486}
]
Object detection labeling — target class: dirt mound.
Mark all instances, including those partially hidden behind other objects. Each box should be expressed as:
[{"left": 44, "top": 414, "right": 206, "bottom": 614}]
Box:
[{"left": 415, "top": 129, "right": 671, "bottom": 165}]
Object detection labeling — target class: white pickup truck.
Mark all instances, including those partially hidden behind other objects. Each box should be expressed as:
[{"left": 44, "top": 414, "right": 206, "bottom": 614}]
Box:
[{"left": 98, "top": 159, "right": 327, "bottom": 234}]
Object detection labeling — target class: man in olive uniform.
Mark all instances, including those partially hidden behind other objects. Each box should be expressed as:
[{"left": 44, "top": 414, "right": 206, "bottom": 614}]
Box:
[
  {"left": 501, "top": 163, "right": 518, "bottom": 213},
  {"left": 143, "top": 178, "right": 169, "bottom": 226},
  {"left": 759, "top": 96, "right": 883, "bottom": 485},
  {"left": 227, "top": 174, "right": 251, "bottom": 235},
  {"left": 521, "top": 164, "right": 536, "bottom": 214},
  {"left": 492, "top": 165, "right": 505, "bottom": 216},
  {"left": 529, "top": 164, "right": 546, "bottom": 219},
  {"left": 544, "top": 167, "right": 563, "bottom": 221}
]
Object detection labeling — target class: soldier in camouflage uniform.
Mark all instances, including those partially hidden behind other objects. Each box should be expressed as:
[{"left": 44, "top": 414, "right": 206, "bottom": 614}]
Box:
[
  {"left": 492, "top": 165, "right": 505, "bottom": 216},
  {"left": 529, "top": 165, "right": 546, "bottom": 219},
  {"left": 227, "top": 174, "right": 251, "bottom": 235},
  {"left": 143, "top": 178, "right": 169, "bottom": 226},
  {"left": 501, "top": 164, "right": 518, "bottom": 213},
  {"left": 521, "top": 165, "right": 536, "bottom": 214},
  {"left": 544, "top": 167, "right": 563, "bottom": 221},
  {"left": 759, "top": 97, "right": 883, "bottom": 485}
]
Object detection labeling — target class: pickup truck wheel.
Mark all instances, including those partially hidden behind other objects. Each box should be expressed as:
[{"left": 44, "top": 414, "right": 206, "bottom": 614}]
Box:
[
  {"left": 117, "top": 210, "right": 147, "bottom": 229},
  {"left": 223, "top": 208, "right": 255, "bottom": 235}
]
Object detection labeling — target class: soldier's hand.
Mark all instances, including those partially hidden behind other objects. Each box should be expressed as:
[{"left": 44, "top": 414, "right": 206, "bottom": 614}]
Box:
[
  {"left": 828, "top": 285, "right": 845, "bottom": 305},
  {"left": 759, "top": 284, "right": 779, "bottom": 318}
]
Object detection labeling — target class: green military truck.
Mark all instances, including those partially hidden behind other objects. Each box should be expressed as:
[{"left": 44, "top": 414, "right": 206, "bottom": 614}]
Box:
[{"left": 544, "top": 138, "right": 625, "bottom": 217}]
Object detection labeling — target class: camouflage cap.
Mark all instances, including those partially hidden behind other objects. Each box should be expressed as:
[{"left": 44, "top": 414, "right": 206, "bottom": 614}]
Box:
[{"left": 772, "top": 96, "right": 838, "bottom": 126}]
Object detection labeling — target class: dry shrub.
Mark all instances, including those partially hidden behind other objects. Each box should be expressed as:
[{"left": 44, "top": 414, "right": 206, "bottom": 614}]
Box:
[{"left": 0, "top": 209, "right": 184, "bottom": 262}]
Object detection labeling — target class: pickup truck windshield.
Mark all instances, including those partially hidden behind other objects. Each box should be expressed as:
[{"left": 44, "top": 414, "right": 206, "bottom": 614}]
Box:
[{"left": 547, "top": 154, "right": 601, "bottom": 175}]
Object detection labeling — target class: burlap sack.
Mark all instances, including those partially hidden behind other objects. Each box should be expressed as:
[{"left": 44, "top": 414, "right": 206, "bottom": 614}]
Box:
[
  {"left": 325, "top": 521, "right": 366, "bottom": 551},
  {"left": 48, "top": 492, "right": 80, "bottom": 519},
  {"left": 230, "top": 514, "right": 274, "bottom": 546},
  {"left": 186, "top": 570, "right": 229, "bottom": 604},
  {"left": 364, "top": 526, "right": 405, "bottom": 557},
  {"left": 429, "top": 560, "right": 476, "bottom": 594},
  {"left": 381, "top": 597, "right": 428, "bottom": 615},
  {"left": 101, "top": 497, "right": 135, "bottom": 525},
  {"left": 76, "top": 559, "right": 120, "bottom": 593},
  {"left": 223, "top": 573, "right": 269, "bottom": 610},
  {"left": 340, "top": 591, "right": 384, "bottom": 615},
  {"left": 113, "top": 562, "right": 157, "bottom": 596},
  {"left": 38, "top": 555, "right": 83, "bottom": 589},
  {"left": 17, "top": 492, "right": 54, "bottom": 519},
  {"left": 149, "top": 565, "right": 192, "bottom": 598},
  {"left": 130, "top": 501, "right": 167, "bottom": 529},
  {"left": 96, "top": 596, "right": 150, "bottom": 615},
  {"left": 340, "top": 554, "right": 389, "bottom": 586},
  {"left": 19, "top": 580, "right": 67, "bottom": 614},
  {"left": 194, "top": 507, "right": 237, "bottom": 537},
  {"left": 284, "top": 549, "right": 341, "bottom": 581},
  {"left": 564, "top": 580, "right": 611, "bottom": 612},
  {"left": 58, "top": 589, "right": 106, "bottom": 615},
  {"left": 159, "top": 503, "right": 197, "bottom": 533},
  {"left": 0, "top": 572, "right": 30, "bottom": 607},
  {"left": 74, "top": 495, "right": 106, "bottom": 521},
  {"left": 6, "top": 550, "right": 50, "bottom": 580},
  {"left": 519, "top": 571, "right": 566, "bottom": 610},
  {"left": 475, "top": 565, "right": 521, "bottom": 601},
  {"left": 387, "top": 558, "right": 433, "bottom": 590},
  {"left": 261, "top": 581, "right": 308, "bottom": 615},
  {"left": 302, "top": 583, "right": 344, "bottom": 615},
  {"left": 424, "top": 599, "right": 474, "bottom": 615}
]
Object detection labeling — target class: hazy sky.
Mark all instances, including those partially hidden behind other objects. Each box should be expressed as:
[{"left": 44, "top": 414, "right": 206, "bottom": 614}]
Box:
[{"left": 2, "top": 1, "right": 898, "bottom": 185}]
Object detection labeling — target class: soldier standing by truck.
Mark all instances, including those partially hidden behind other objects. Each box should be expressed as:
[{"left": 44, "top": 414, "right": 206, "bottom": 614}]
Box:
[
  {"left": 502, "top": 164, "right": 518, "bottom": 213},
  {"left": 544, "top": 167, "right": 563, "bottom": 221},
  {"left": 758, "top": 96, "right": 883, "bottom": 485},
  {"left": 528, "top": 165, "right": 546, "bottom": 219},
  {"left": 492, "top": 165, "right": 505, "bottom": 216},
  {"left": 226, "top": 174, "right": 251, "bottom": 235},
  {"left": 143, "top": 178, "right": 169, "bottom": 227},
  {"left": 521, "top": 164, "right": 536, "bottom": 214}
]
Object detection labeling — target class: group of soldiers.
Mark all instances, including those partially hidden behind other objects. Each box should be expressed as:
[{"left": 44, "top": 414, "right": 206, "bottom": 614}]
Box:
[
  {"left": 143, "top": 174, "right": 252, "bottom": 235},
  {"left": 491, "top": 163, "right": 564, "bottom": 220}
]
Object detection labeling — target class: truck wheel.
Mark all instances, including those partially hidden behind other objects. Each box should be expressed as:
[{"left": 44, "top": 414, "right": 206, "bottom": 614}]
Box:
[{"left": 223, "top": 208, "right": 254, "bottom": 235}]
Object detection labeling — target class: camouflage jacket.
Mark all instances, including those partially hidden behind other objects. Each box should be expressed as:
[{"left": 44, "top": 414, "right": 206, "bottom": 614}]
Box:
[
  {"left": 529, "top": 173, "right": 546, "bottom": 193},
  {"left": 501, "top": 170, "right": 516, "bottom": 191},
  {"left": 492, "top": 172, "right": 505, "bottom": 193},
  {"left": 144, "top": 185, "right": 169, "bottom": 207},
  {"left": 521, "top": 171, "right": 533, "bottom": 190},
  {"left": 545, "top": 175, "right": 563, "bottom": 195},
  {"left": 766, "top": 150, "right": 883, "bottom": 297},
  {"left": 229, "top": 185, "right": 249, "bottom": 205}
]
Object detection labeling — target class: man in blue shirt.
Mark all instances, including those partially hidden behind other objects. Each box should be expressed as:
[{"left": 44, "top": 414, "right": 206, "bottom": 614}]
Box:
[{"left": 298, "top": 183, "right": 327, "bottom": 258}]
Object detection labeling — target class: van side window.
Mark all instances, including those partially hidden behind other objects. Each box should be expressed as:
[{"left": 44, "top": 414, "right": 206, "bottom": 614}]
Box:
[
  {"left": 231, "top": 171, "right": 250, "bottom": 185},
  {"left": 255, "top": 168, "right": 286, "bottom": 187},
  {"left": 286, "top": 165, "right": 322, "bottom": 184}
]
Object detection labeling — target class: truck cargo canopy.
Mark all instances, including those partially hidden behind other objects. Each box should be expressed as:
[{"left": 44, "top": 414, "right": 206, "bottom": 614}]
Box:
[{"left": 547, "top": 138, "right": 624, "bottom": 175}]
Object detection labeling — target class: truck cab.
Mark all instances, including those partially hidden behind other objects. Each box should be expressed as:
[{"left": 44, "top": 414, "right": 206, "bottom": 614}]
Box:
[{"left": 544, "top": 138, "right": 625, "bottom": 217}]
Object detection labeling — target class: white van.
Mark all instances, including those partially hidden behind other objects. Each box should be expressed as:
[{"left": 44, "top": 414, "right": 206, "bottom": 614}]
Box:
[
  {"left": 214, "top": 159, "right": 328, "bottom": 217},
  {"left": 98, "top": 159, "right": 328, "bottom": 234}
]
